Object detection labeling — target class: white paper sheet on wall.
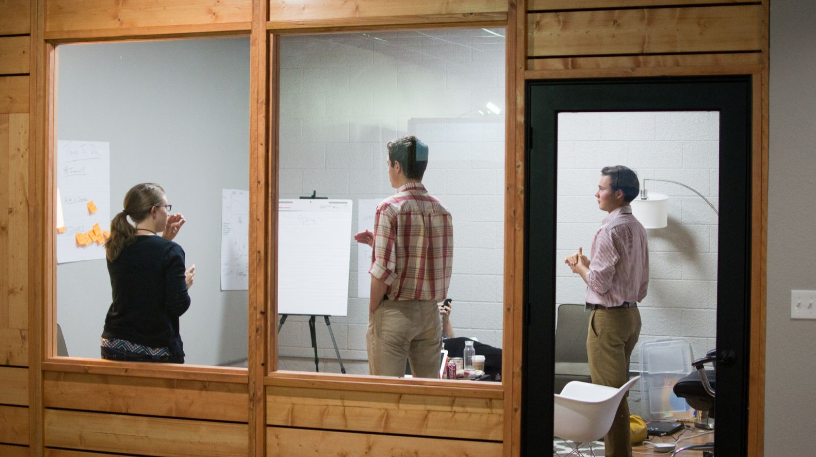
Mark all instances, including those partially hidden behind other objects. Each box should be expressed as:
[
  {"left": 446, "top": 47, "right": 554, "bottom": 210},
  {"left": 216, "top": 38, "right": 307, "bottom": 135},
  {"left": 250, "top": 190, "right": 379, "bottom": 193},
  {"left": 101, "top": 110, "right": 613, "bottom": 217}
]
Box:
[
  {"left": 56, "top": 141, "right": 111, "bottom": 264},
  {"left": 356, "top": 198, "right": 382, "bottom": 299},
  {"left": 220, "top": 189, "right": 250, "bottom": 290},
  {"left": 278, "top": 199, "right": 353, "bottom": 316}
]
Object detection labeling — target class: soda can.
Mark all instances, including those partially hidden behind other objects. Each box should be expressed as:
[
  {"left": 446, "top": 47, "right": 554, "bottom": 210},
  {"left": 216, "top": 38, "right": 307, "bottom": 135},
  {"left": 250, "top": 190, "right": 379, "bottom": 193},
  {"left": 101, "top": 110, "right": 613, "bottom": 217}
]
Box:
[{"left": 446, "top": 361, "right": 457, "bottom": 380}]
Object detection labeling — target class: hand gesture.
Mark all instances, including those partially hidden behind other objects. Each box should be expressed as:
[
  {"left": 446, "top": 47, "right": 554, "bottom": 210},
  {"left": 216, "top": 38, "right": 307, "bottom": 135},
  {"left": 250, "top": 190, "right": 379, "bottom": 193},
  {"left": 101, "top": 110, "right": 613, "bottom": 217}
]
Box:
[
  {"left": 185, "top": 265, "right": 196, "bottom": 289},
  {"left": 354, "top": 230, "right": 374, "bottom": 248},
  {"left": 163, "top": 213, "right": 186, "bottom": 241},
  {"left": 438, "top": 301, "right": 452, "bottom": 317},
  {"left": 564, "top": 247, "right": 589, "bottom": 267}
]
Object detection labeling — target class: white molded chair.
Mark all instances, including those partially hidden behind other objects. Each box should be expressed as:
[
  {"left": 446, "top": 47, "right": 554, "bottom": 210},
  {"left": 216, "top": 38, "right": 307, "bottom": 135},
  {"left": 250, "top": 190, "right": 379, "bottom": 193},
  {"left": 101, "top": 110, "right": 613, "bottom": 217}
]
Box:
[{"left": 553, "top": 376, "right": 641, "bottom": 457}]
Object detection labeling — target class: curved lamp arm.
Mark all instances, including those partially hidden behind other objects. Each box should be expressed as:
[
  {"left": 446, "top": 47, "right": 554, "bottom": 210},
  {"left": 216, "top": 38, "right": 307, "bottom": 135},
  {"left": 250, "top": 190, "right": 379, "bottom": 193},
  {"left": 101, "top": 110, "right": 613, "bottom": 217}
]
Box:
[{"left": 641, "top": 178, "right": 719, "bottom": 216}]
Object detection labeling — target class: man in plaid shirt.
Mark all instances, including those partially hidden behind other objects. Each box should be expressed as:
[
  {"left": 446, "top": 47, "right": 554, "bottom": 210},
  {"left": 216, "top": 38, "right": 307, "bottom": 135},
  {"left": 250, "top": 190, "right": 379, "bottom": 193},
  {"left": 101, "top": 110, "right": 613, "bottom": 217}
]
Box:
[{"left": 354, "top": 136, "right": 453, "bottom": 378}]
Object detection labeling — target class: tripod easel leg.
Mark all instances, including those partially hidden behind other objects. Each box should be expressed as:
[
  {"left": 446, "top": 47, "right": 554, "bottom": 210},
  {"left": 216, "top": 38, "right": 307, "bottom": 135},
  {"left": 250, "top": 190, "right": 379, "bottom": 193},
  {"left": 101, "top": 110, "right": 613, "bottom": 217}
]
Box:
[
  {"left": 309, "top": 316, "right": 319, "bottom": 372},
  {"left": 324, "top": 316, "right": 346, "bottom": 374}
]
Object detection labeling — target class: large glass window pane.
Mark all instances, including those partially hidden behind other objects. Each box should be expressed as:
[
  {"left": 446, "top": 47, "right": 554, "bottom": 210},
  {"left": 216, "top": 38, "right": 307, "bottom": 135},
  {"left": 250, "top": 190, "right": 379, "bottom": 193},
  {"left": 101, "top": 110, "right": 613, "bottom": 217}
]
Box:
[
  {"left": 554, "top": 111, "right": 719, "bottom": 453},
  {"left": 55, "top": 38, "right": 250, "bottom": 367},
  {"left": 277, "top": 28, "right": 506, "bottom": 379}
]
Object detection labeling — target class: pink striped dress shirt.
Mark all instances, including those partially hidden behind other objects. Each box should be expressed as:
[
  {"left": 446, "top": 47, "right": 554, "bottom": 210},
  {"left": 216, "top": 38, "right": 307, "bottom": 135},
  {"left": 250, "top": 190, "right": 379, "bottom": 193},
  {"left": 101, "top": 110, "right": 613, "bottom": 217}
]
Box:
[
  {"left": 370, "top": 183, "right": 453, "bottom": 302},
  {"left": 585, "top": 206, "right": 649, "bottom": 307}
]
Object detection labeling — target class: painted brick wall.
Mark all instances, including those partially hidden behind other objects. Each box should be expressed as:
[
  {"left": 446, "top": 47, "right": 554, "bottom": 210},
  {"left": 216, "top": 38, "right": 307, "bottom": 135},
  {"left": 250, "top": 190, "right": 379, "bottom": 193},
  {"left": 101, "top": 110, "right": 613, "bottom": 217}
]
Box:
[
  {"left": 277, "top": 29, "right": 507, "bottom": 374},
  {"left": 557, "top": 111, "right": 719, "bottom": 415}
]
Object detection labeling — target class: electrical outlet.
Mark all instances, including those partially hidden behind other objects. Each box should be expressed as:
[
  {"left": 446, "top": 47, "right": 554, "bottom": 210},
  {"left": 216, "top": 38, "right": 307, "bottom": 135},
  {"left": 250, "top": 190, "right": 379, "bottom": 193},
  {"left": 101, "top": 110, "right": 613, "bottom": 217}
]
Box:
[{"left": 791, "top": 290, "right": 816, "bottom": 320}]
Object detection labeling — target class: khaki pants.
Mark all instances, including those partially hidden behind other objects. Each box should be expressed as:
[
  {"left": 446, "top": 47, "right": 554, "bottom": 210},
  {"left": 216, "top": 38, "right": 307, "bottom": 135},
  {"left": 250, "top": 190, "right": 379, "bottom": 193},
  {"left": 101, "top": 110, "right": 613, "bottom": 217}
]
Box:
[
  {"left": 367, "top": 299, "right": 442, "bottom": 378},
  {"left": 587, "top": 307, "right": 642, "bottom": 457}
]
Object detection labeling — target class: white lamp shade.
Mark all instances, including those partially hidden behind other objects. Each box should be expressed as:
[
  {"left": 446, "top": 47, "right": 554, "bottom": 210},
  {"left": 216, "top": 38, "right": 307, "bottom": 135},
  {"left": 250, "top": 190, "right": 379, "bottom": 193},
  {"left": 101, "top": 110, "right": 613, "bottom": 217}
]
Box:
[{"left": 631, "top": 193, "right": 669, "bottom": 229}]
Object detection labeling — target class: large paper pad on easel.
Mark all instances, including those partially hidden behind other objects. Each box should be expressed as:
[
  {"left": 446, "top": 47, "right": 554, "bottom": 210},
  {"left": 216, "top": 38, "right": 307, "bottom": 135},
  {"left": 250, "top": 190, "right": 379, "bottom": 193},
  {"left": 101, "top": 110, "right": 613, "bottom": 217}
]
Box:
[
  {"left": 278, "top": 199, "right": 353, "bottom": 316},
  {"left": 56, "top": 140, "right": 111, "bottom": 264}
]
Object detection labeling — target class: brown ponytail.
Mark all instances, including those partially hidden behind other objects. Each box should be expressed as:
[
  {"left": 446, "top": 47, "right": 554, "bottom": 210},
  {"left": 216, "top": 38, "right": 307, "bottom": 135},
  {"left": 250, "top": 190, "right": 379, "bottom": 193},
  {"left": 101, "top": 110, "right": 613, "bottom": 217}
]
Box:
[{"left": 105, "top": 183, "right": 166, "bottom": 262}]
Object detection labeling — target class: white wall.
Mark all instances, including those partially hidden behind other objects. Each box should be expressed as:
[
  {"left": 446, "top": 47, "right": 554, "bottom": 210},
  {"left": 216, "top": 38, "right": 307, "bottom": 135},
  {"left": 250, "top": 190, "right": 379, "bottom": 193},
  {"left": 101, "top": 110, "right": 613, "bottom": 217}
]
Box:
[
  {"left": 56, "top": 38, "right": 250, "bottom": 366},
  {"left": 766, "top": 1, "right": 816, "bottom": 454},
  {"left": 276, "top": 29, "right": 506, "bottom": 373},
  {"left": 556, "top": 111, "right": 719, "bottom": 415}
]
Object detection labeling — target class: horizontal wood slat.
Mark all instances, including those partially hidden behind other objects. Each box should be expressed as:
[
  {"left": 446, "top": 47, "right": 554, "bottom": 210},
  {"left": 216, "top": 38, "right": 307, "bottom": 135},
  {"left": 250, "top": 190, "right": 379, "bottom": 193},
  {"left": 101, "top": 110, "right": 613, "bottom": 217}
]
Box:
[
  {"left": 0, "top": 366, "right": 28, "bottom": 405},
  {"left": 46, "top": 450, "right": 138, "bottom": 457},
  {"left": 528, "top": 5, "right": 764, "bottom": 57},
  {"left": 0, "top": 37, "right": 29, "bottom": 75},
  {"left": 267, "top": 386, "right": 503, "bottom": 441},
  {"left": 529, "top": 0, "right": 751, "bottom": 11},
  {"left": 0, "top": 0, "right": 30, "bottom": 35},
  {"left": 0, "top": 76, "right": 29, "bottom": 114},
  {"left": 0, "top": 444, "right": 29, "bottom": 457},
  {"left": 267, "top": 426, "right": 503, "bottom": 457},
  {"left": 44, "top": 409, "right": 248, "bottom": 457},
  {"left": 268, "top": 0, "right": 507, "bottom": 24},
  {"left": 0, "top": 405, "right": 29, "bottom": 445},
  {"left": 46, "top": 0, "right": 252, "bottom": 33},
  {"left": 44, "top": 371, "right": 249, "bottom": 422},
  {"left": 526, "top": 52, "right": 764, "bottom": 78},
  {"left": 0, "top": 328, "right": 27, "bottom": 366},
  {"left": 267, "top": 12, "right": 507, "bottom": 31}
]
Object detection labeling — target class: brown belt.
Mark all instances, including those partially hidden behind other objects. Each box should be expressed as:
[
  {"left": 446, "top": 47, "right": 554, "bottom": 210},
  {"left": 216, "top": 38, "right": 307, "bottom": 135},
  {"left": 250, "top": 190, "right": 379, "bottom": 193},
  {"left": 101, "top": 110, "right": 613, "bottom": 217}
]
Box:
[{"left": 586, "top": 302, "right": 638, "bottom": 311}]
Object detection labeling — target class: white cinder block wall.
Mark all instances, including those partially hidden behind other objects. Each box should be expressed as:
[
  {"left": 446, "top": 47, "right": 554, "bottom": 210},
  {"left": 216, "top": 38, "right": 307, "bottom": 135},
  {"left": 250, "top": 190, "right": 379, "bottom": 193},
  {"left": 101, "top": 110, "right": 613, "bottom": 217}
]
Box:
[
  {"left": 557, "top": 111, "right": 719, "bottom": 415},
  {"left": 277, "top": 29, "right": 506, "bottom": 374}
]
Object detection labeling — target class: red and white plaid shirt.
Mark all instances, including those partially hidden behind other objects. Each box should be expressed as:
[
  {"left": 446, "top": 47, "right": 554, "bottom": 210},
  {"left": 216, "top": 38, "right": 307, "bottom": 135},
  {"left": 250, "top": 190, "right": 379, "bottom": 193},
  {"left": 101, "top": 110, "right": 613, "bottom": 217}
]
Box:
[{"left": 369, "top": 183, "right": 453, "bottom": 301}]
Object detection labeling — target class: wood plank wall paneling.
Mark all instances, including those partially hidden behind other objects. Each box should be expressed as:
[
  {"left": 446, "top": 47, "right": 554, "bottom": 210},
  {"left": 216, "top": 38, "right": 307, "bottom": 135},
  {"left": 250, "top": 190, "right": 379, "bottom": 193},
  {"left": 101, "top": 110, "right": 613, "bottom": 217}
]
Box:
[
  {"left": 0, "top": 0, "right": 31, "bottom": 35},
  {"left": 528, "top": 0, "right": 749, "bottom": 11},
  {"left": 43, "top": 371, "right": 249, "bottom": 422},
  {"left": 0, "top": 405, "right": 29, "bottom": 445},
  {"left": 1, "top": 112, "right": 28, "bottom": 369},
  {"left": 0, "top": 366, "right": 28, "bottom": 405},
  {"left": 528, "top": 5, "right": 764, "bottom": 58},
  {"left": 0, "top": 444, "right": 29, "bottom": 457},
  {"left": 0, "top": 37, "right": 29, "bottom": 75},
  {"left": 267, "top": 0, "right": 508, "bottom": 29},
  {"left": 267, "top": 427, "right": 504, "bottom": 457},
  {"left": 44, "top": 409, "right": 249, "bottom": 457},
  {"left": 46, "top": 450, "right": 139, "bottom": 457},
  {"left": 0, "top": 77, "right": 29, "bottom": 113},
  {"left": 266, "top": 386, "right": 504, "bottom": 441},
  {"left": 45, "top": 0, "right": 252, "bottom": 33}
]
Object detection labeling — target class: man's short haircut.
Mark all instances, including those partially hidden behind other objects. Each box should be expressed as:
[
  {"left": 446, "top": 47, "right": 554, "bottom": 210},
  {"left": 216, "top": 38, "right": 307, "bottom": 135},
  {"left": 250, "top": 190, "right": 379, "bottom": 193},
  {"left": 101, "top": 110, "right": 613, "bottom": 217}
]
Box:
[
  {"left": 387, "top": 136, "right": 428, "bottom": 181},
  {"left": 601, "top": 165, "right": 640, "bottom": 203}
]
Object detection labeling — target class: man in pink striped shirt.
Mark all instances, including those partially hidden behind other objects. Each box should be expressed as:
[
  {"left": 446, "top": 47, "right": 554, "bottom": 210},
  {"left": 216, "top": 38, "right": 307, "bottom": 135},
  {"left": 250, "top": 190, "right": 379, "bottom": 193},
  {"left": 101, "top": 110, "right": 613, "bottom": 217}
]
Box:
[
  {"left": 354, "top": 136, "right": 453, "bottom": 378},
  {"left": 566, "top": 165, "right": 649, "bottom": 457}
]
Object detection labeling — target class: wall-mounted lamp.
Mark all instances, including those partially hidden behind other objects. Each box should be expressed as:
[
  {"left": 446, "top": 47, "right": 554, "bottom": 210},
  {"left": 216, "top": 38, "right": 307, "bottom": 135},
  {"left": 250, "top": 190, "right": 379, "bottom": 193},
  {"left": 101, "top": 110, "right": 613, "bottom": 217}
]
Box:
[{"left": 630, "top": 179, "right": 718, "bottom": 229}]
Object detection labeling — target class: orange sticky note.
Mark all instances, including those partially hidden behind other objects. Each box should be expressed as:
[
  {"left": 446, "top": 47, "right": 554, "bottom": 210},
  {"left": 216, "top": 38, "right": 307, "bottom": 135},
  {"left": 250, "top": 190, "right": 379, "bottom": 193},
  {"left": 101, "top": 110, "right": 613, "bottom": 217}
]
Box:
[
  {"left": 102, "top": 230, "right": 111, "bottom": 239},
  {"left": 93, "top": 223, "right": 102, "bottom": 236},
  {"left": 75, "top": 233, "right": 84, "bottom": 245},
  {"left": 57, "top": 226, "right": 66, "bottom": 233},
  {"left": 87, "top": 200, "right": 98, "bottom": 214},
  {"left": 75, "top": 233, "right": 92, "bottom": 247}
]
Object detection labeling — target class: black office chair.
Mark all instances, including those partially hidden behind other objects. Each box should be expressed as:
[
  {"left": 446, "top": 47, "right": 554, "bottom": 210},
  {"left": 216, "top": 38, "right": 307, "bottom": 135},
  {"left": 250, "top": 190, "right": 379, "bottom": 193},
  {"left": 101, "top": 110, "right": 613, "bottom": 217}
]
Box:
[{"left": 672, "top": 349, "right": 717, "bottom": 457}]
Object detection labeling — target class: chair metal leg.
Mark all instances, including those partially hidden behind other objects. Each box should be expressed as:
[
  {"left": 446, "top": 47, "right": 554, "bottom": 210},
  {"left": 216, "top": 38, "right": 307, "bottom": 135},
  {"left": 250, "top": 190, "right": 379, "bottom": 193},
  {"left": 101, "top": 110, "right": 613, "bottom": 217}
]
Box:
[{"left": 671, "top": 442, "right": 714, "bottom": 456}]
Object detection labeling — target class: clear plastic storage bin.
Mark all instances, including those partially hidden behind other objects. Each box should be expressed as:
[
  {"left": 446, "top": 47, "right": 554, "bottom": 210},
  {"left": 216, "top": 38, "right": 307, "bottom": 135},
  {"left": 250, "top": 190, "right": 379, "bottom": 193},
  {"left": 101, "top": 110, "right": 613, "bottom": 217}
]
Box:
[{"left": 639, "top": 339, "right": 695, "bottom": 421}]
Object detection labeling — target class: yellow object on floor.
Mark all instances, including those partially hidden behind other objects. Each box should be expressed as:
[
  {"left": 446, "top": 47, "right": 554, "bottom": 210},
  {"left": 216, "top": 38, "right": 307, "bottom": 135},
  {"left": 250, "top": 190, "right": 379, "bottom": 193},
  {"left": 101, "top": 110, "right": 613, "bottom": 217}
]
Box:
[{"left": 630, "top": 414, "right": 647, "bottom": 444}]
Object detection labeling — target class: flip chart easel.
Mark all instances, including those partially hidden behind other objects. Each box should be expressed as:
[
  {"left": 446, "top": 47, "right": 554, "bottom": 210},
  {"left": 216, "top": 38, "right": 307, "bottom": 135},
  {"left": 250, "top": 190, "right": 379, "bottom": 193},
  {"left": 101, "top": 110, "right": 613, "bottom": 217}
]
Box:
[{"left": 277, "top": 190, "right": 347, "bottom": 374}]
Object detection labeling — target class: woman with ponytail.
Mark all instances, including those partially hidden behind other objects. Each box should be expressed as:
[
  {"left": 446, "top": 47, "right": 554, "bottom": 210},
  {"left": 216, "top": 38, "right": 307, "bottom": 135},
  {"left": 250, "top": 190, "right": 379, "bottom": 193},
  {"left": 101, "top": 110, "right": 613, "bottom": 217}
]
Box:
[{"left": 101, "top": 183, "right": 195, "bottom": 364}]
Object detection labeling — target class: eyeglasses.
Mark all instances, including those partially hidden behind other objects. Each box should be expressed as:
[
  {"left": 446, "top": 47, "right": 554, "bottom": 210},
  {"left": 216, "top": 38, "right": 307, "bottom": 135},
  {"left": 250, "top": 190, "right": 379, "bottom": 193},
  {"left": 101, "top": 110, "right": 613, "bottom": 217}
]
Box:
[{"left": 156, "top": 204, "right": 172, "bottom": 212}]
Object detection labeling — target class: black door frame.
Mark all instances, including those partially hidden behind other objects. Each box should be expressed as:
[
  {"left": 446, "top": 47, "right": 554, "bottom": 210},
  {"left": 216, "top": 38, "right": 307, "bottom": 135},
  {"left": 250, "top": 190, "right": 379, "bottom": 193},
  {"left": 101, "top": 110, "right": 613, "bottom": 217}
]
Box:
[{"left": 522, "top": 77, "right": 753, "bottom": 456}]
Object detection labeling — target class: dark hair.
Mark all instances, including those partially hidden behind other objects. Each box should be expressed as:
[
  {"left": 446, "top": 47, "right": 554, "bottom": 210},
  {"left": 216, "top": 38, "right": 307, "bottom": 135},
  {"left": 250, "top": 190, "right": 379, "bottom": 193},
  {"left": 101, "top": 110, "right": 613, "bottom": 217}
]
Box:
[
  {"left": 601, "top": 165, "right": 640, "bottom": 203},
  {"left": 387, "top": 136, "right": 428, "bottom": 181},
  {"left": 106, "top": 183, "right": 165, "bottom": 262}
]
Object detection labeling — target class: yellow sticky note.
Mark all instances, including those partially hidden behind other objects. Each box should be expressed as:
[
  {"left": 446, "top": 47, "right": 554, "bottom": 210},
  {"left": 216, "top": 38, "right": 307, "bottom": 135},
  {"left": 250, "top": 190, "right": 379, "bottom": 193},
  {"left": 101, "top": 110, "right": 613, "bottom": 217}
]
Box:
[
  {"left": 87, "top": 200, "right": 98, "bottom": 214},
  {"left": 93, "top": 223, "right": 102, "bottom": 236},
  {"left": 57, "top": 226, "right": 66, "bottom": 233}
]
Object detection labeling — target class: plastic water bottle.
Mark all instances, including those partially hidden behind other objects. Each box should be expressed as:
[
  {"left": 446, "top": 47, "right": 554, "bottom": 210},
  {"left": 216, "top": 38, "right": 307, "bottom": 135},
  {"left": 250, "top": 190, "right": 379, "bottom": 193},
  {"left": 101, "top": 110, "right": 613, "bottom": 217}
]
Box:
[{"left": 463, "top": 340, "right": 475, "bottom": 370}]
